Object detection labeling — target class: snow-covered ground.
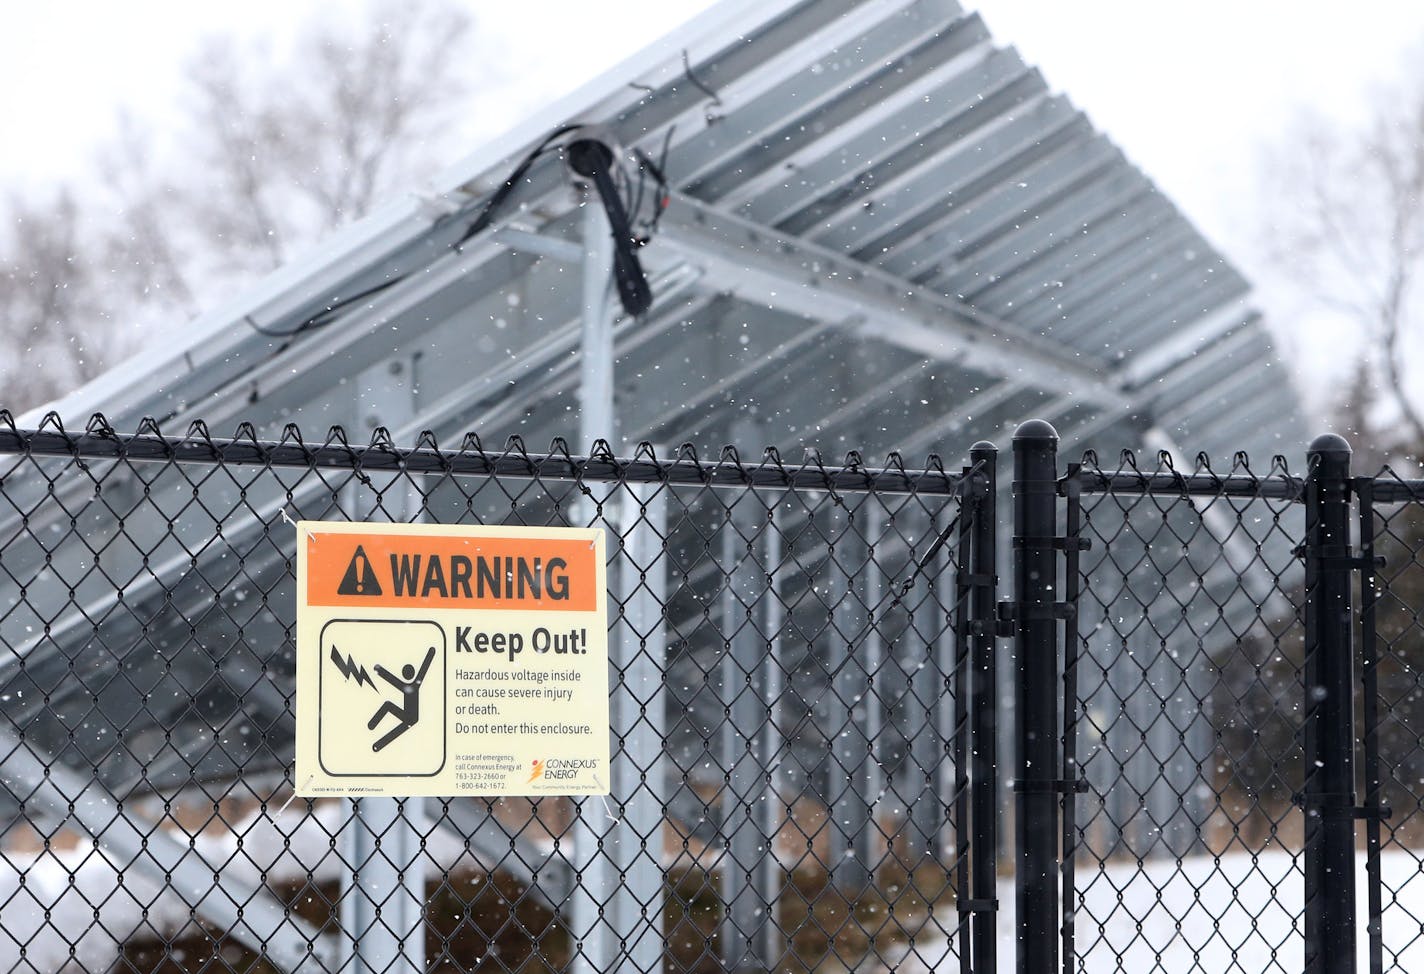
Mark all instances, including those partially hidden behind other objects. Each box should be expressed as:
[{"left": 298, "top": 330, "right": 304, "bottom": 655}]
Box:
[
  {"left": 879, "top": 848, "right": 1424, "bottom": 973},
  {"left": 0, "top": 802, "right": 449, "bottom": 972},
  {"left": 5, "top": 830, "right": 1424, "bottom": 972}
]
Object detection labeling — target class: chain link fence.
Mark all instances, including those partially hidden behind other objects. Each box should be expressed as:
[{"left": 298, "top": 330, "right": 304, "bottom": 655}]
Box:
[
  {"left": 0, "top": 412, "right": 992, "bottom": 974},
  {"left": 4, "top": 413, "right": 1420, "bottom": 974}
]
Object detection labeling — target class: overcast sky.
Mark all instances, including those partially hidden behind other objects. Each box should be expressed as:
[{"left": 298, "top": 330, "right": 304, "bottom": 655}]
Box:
[{"left": 5, "top": 0, "right": 1423, "bottom": 396}]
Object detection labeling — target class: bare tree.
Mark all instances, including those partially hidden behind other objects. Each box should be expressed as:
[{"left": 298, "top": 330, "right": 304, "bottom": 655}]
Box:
[
  {"left": 0, "top": 0, "right": 485, "bottom": 412},
  {"left": 172, "top": 0, "right": 477, "bottom": 281},
  {"left": 0, "top": 190, "right": 131, "bottom": 408},
  {"left": 1263, "top": 69, "right": 1424, "bottom": 453}
]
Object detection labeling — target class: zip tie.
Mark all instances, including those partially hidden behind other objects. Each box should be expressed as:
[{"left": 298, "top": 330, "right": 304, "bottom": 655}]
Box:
[
  {"left": 591, "top": 775, "right": 619, "bottom": 823},
  {"left": 275, "top": 776, "right": 314, "bottom": 818},
  {"left": 279, "top": 507, "right": 297, "bottom": 528}
]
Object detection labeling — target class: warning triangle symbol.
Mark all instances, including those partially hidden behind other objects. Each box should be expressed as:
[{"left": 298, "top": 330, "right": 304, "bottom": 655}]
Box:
[{"left": 337, "top": 545, "right": 383, "bottom": 596}]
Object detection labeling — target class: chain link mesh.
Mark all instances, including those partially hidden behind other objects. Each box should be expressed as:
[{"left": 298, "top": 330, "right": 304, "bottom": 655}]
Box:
[
  {"left": 1067, "top": 449, "right": 1308, "bottom": 973},
  {"left": 0, "top": 412, "right": 984, "bottom": 974},
  {"left": 1358, "top": 469, "right": 1424, "bottom": 974}
]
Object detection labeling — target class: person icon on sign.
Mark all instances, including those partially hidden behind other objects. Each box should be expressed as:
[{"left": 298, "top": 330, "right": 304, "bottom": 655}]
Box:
[{"left": 367, "top": 647, "right": 437, "bottom": 752}]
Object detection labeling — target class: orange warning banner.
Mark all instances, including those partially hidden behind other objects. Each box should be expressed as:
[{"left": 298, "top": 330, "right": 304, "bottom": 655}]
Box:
[{"left": 306, "top": 530, "right": 598, "bottom": 611}]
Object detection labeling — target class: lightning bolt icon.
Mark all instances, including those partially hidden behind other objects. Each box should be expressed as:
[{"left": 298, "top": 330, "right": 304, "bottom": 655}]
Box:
[{"left": 329, "top": 645, "right": 377, "bottom": 690}]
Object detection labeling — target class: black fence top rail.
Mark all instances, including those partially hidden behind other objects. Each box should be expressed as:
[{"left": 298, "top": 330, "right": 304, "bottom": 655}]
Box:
[
  {"left": 1362, "top": 475, "right": 1424, "bottom": 505},
  {"left": 1068, "top": 450, "right": 1306, "bottom": 501},
  {"left": 0, "top": 411, "right": 970, "bottom": 496}
]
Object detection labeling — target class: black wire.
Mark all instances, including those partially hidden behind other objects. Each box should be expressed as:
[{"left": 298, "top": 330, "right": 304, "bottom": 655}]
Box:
[
  {"left": 450, "top": 124, "right": 584, "bottom": 250},
  {"left": 681, "top": 49, "right": 722, "bottom": 110},
  {"left": 246, "top": 125, "right": 583, "bottom": 341},
  {"left": 631, "top": 125, "right": 675, "bottom": 243}
]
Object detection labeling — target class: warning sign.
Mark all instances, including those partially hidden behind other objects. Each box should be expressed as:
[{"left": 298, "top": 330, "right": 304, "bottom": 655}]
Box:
[
  {"left": 295, "top": 522, "right": 609, "bottom": 797},
  {"left": 337, "top": 545, "right": 383, "bottom": 597}
]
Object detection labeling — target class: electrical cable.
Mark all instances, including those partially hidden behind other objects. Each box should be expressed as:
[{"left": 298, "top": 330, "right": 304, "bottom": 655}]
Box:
[
  {"left": 567, "top": 137, "right": 654, "bottom": 317},
  {"left": 247, "top": 125, "right": 582, "bottom": 340},
  {"left": 681, "top": 49, "right": 723, "bottom": 114},
  {"left": 245, "top": 122, "right": 668, "bottom": 339}
]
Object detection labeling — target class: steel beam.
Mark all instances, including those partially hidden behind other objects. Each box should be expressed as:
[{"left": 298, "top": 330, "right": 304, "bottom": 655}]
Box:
[
  {"left": 670, "top": 0, "right": 967, "bottom": 194},
  {"left": 736, "top": 41, "right": 1016, "bottom": 223},
  {"left": 1119, "top": 297, "right": 1258, "bottom": 389},
  {"left": 654, "top": 191, "right": 1129, "bottom": 412},
  {"left": 878, "top": 133, "right": 1119, "bottom": 280},
  {"left": 802, "top": 91, "right": 1070, "bottom": 249}
]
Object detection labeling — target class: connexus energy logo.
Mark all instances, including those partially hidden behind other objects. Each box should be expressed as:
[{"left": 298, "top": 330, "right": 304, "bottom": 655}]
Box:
[
  {"left": 528, "top": 759, "right": 546, "bottom": 784},
  {"left": 542, "top": 758, "right": 597, "bottom": 782}
]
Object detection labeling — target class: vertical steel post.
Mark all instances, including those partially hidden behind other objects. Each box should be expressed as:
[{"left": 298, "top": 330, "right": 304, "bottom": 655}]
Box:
[
  {"left": 341, "top": 798, "right": 426, "bottom": 974},
  {"left": 722, "top": 499, "right": 765, "bottom": 972},
  {"left": 1012, "top": 419, "right": 1060, "bottom": 974},
  {"left": 579, "top": 190, "right": 616, "bottom": 451},
  {"left": 857, "top": 504, "right": 886, "bottom": 880},
  {"left": 343, "top": 355, "right": 426, "bottom": 974},
  {"left": 613, "top": 481, "right": 668, "bottom": 974},
  {"left": 1303, "top": 433, "right": 1357, "bottom": 974},
  {"left": 828, "top": 506, "right": 869, "bottom": 888},
  {"left": 968, "top": 441, "right": 999, "bottom": 974},
  {"left": 571, "top": 195, "right": 618, "bottom": 974},
  {"left": 908, "top": 507, "right": 946, "bottom": 860},
  {"left": 760, "top": 504, "right": 786, "bottom": 968}
]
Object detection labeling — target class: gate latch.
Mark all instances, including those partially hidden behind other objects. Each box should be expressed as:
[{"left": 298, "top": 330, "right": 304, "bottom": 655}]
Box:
[{"left": 997, "top": 600, "right": 1077, "bottom": 625}]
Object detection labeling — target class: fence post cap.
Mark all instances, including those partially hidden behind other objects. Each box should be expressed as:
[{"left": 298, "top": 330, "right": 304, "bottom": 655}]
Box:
[
  {"left": 969, "top": 440, "right": 998, "bottom": 454},
  {"left": 1308, "top": 433, "right": 1351, "bottom": 457},
  {"left": 1013, "top": 419, "right": 1058, "bottom": 443}
]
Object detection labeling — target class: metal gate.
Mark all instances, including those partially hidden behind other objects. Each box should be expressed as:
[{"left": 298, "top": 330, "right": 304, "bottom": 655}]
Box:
[
  {"left": 1014, "top": 425, "right": 1418, "bottom": 974},
  {"left": 0, "top": 412, "right": 999, "bottom": 974},
  {"left": 2, "top": 411, "right": 1416, "bottom": 973}
]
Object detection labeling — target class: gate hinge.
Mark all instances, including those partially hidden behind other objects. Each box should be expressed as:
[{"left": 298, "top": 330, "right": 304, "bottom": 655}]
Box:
[
  {"left": 1012, "top": 536, "right": 1092, "bottom": 552},
  {"left": 1290, "top": 792, "right": 1393, "bottom": 820},
  {"left": 998, "top": 601, "right": 1077, "bottom": 623},
  {"left": 1290, "top": 546, "right": 1385, "bottom": 571},
  {"left": 972, "top": 615, "right": 1015, "bottom": 638},
  {"left": 1011, "top": 776, "right": 1090, "bottom": 795}
]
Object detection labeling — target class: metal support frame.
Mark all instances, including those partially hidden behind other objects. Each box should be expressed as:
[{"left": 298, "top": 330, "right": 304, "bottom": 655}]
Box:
[
  {"left": 607, "top": 482, "right": 669, "bottom": 973},
  {"left": 721, "top": 475, "right": 771, "bottom": 971},
  {"left": 570, "top": 197, "right": 625, "bottom": 974},
  {"left": 855, "top": 505, "right": 887, "bottom": 880},
  {"left": 760, "top": 504, "right": 787, "bottom": 967},
  {"left": 568, "top": 482, "right": 668, "bottom": 974},
  {"left": 653, "top": 190, "right": 1130, "bottom": 413},
  {"left": 579, "top": 194, "right": 617, "bottom": 450},
  {"left": 1302, "top": 434, "right": 1358, "bottom": 974},
  {"left": 342, "top": 353, "right": 427, "bottom": 974},
  {"left": 1011, "top": 419, "right": 1061, "bottom": 974},
  {"left": 907, "top": 503, "right": 950, "bottom": 862},
  {"left": 829, "top": 507, "right": 871, "bottom": 890}
]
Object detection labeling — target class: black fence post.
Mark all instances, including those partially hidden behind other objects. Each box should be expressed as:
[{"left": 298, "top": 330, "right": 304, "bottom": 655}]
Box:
[
  {"left": 1303, "top": 433, "right": 1357, "bottom": 974},
  {"left": 968, "top": 440, "right": 999, "bottom": 973},
  {"left": 1012, "top": 420, "right": 1060, "bottom": 974}
]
